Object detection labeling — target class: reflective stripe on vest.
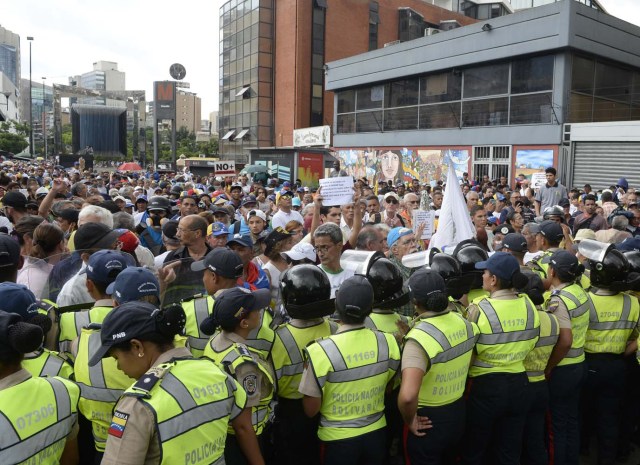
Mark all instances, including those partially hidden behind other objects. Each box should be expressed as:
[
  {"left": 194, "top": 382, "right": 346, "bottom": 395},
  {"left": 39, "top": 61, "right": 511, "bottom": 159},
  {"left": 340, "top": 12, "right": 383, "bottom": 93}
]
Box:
[
  {"left": 476, "top": 298, "right": 538, "bottom": 344},
  {"left": 525, "top": 312, "right": 560, "bottom": 382},
  {"left": 553, "top": 285, "right": 591, "bottom": 366},
  {"left": 0, "top": 377, "right": 75, "bottom": 464},
  {"left": 186, "top": 297, "right": 211, "bottom": 354},
  {"left": 274, "top": 326, "right": 304, "bottom": 379},
  {"left": 558, "top": 289, "right": 591, "bottom": 318},
  {"left": 414, "top": 319, "right": 477, "bottom": 364},
  {"left": 40, "top": 354, "right": 65, "bottom": 377},
  {"left": 321, "top": 411, "right": 384, "bottom": 428},
  {"left": 77, "top": 332, "right": 126, "bottom": 402},
  {"left": 246, "top": 309, "right": 274, "bottom": 357},
  {"left": 586, "top": 293, "right": 640, "bottom": 354}
]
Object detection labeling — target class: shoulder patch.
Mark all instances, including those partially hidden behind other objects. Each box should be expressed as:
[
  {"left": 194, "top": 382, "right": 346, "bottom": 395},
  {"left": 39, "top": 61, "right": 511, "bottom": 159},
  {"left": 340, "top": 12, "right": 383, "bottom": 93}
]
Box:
[
  {"left": 548, "top": 300, "right": 560, "bottom": 313},
  {"left": 551, "top": 289, "right": 561, "bottom": 296},
  {"left": 243, "top": 374, "right": 258, "bottom": 395},
  {"left": 108, "top": 410, "right": 129, "bottom": 438},
  {"left": 236, "top": 344, "right": 252, "bottom": 358}
]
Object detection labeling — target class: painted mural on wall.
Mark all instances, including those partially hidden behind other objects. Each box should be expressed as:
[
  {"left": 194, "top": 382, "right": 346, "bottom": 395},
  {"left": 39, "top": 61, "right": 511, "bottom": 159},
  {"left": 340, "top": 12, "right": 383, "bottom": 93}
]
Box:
[
  {"left": 335, "top": 148, "right": 469, "bottom": 186},
  {"left": 514, "top": 149, "right": 554, "bottom": 181}
]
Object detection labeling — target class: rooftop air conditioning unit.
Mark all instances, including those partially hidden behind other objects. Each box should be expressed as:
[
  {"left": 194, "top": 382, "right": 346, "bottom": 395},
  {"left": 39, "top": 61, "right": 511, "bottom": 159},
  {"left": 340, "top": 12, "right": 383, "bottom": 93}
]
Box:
[
  {"left": 383, "top": 40, "right": 402, "bottom": 47},
  {"left": 424, "top": 28, "right": 440, "bottom": 36},
  {"left": 439, "top": 20, "right": 461, "bottom": 31}
]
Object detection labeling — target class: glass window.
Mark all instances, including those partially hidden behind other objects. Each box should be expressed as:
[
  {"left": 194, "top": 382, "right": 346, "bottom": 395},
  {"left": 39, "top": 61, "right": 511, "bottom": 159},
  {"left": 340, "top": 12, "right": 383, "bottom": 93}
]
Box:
[
  {"left": 594, "top": 62, "right": 631, "bottom": 103},
  {"left": 420, "top": 72, "right": 461, "bottom": 103},
  {"left": 384, "top": 107, "right": 419, "bottom": 131},
  {"left": 337, "top": 114, "right": 355, "bottom": 133},
  {"left": 510, "top": 92, "right": 553, "bottom": 124},
  {"left": 356, "top": 111, "right": 383, "bottom": 132},
  {"left": 568, "top": 93, "right": 592, "bottom": 122},
  {"left": 384, "top": 79, "right": 419, "bottom": 108},
  {"left": 419, "top": 102, "right": 461, "bottom": 129},
  {"left": 356, "top": 86, "right": 383, "bottom": 110},
  {"left": 593, "top": 98, "right": 630, "bottom": 121},
  {"left": 463, "top": 63, "right": 509, "bottom": 98},
  {"left": 338, "top": 90, "right": 355, "bottom": 113},
  {"left": 571, "top": 56, "right": 594, "bottom": 94},
  {"left": 462, "top": 97, "right": 509, "bottom": 127},
  {"left": 511, "top": 55, "right": 554, "bottom": 94}
]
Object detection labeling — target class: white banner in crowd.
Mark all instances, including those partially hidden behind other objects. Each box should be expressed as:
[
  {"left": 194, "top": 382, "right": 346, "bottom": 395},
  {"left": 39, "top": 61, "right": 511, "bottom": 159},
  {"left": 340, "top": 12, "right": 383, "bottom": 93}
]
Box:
[
  {"left": 412, "top": 210, "right": 435, "bottom": 240},
  {"left": 531, "top": 172, "right": 547, "bottom": 189}
]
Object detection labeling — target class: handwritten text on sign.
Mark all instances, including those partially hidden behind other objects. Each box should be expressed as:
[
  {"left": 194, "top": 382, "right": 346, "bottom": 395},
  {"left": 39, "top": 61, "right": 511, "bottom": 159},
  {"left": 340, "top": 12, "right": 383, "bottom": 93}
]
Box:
[
  {"left": 319, "top": 176, "right": 354, "bottom": 206},
  {"left": 412, "top": 210, "right": 435, "bottom": 240}
]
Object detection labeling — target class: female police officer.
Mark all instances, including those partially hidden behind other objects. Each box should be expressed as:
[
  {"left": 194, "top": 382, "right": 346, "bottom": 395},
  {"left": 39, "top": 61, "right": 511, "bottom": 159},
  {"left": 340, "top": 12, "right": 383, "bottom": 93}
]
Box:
[{"left": 91, "top": 301, "right": 264, "bottom": 465}]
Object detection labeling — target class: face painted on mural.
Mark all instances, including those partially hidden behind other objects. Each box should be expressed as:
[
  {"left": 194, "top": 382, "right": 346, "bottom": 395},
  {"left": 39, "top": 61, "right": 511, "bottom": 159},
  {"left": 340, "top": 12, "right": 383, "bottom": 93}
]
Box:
[{"left": 380, "top": 151, "right": 400, "bottom": 181}]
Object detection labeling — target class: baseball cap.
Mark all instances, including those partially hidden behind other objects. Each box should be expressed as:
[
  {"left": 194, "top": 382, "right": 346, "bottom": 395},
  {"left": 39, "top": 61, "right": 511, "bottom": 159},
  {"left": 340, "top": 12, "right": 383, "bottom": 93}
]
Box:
[
  {"left": 549, "top": 250, "right": 580, "bottom": 277},
  {"left": 495, "top": 193, "right": 506, "bottom": 202},
  {"left": 207, "top": 222, "right": 230, "bottom": 237},
  {"left": 247, "top": 209, "right": 267, "bottom": 222},
  {"left": 227, "top": 233, "right": 253, "bottom": 249},
  {"left": 230, "top": 183, "right": 243, "bottom": 191},
  {"left": 497, "top": 224, "right": 515, "bottom": 236},
  {"left": 558, "top": 198, "right": 571, "bottom": 208},
  {"left": 241, "top": 195, "right": 257, "bottom": 207},
  {"left": 292, "top": 197, "right": 302, "bottom": 207},
  {"left": 36, "top": 187, "right": 48, "bottom": 198},
  {"left": 335, "top": 275, "right": 374, "bottom": 317},
  {"left": 475, "top": 252, "right": 520, "bottom": 281},
  {"left": 58, "top": 208, "right": 79, "bottom": 223},
  {"left": 0, "top": 283, "right": 39, "bottom": 321},
  {"left": 89, "top": 301, "right": 170, "bottom": 365},
  {"left": 74, "top": 223, "right": 121, "bottom": 250},
  {"left": 487, "top": 216, "right": 498, "bottom": 225},
  {"left": 200, "top": 287, "right": 271, "bottom": 334},
  {"left": 162, "top": 220, "right": 179, "bottom": 241},
  {"left": 3, "top": 191, "right": 27, "bottom": 209},
  {"left": 0, "top": 234, "right": 20, "bottom": 268},
  {"left": 264, "top": 227, "right": 292, "bottom": 256},
  {"left": 281, "top": 242, "right": 316, "bottom": 262},
  {"left": 212, "top": 206, "right": 230, "bottom": 216},
  {"left": 135, "top": 196, "right": 148, "bottom": 204},
  {"left": 106, "top": 267, "right": 160, "bottom": 303},
  {"left": 113, "top": 195, "right": 127, "bottom": 203},
  {"left": 191, "top": 247, "right": 244, "bottom": 278},
  {"left": 498, "top": 233, "right": 528, "bottom": 253},
  {"left": 408, "top": 268, "right": 447, "bottom": 302},
  {"left": 279, "top": 189, "right": 294, "bottom": 197},
  {"left": 538, "top": 220, "right": 564, "bottom": 243},
  {"left": 86, "top": 250, "right": 134, "bottom": 285},
  {"left": 387, "top": 227, "right": 413, "bottom": 248},
  {"left": 384, "top": 192, "right": 400, "bottom": 203},
  {"left": 282, "top": 181, "right": 291, "bottom": 188},
  {"left": 573, "top": 228, "right": 596, "bottom": 243}
]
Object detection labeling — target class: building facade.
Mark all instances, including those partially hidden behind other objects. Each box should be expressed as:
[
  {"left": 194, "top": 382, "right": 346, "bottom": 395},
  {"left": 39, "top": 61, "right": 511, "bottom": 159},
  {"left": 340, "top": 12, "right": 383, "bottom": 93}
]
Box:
[
  {"left": 218, "top": 0, "right": 474, "bottom": 162},
  {"left": 325, "top": 1, "right": 640, "bottom": 189},
  {"left": 176, "top": 90, "right": 202, "bottom": 134},
  {"left": 69, "top": 61, "right": 126, "bottom": 107},
  {"left": 0, "top": 25, "right": 20, "bottom": 121}
]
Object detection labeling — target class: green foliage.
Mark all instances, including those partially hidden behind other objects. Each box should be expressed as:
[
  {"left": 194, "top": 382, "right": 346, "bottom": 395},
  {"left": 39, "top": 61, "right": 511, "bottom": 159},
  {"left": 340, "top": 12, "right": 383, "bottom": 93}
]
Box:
[{"left": 0, "top": 120, "right": 29, "bottom": 154}]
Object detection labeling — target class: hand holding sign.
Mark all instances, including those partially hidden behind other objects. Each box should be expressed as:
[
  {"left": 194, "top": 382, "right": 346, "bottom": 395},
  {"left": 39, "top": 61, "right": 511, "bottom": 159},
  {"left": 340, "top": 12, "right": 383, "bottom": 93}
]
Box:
[
  {"left": 412, "top": 210, "right": 435, "bottom": 240},
  {"left": 318, "top": 176, "right": 354, "bottom": 206}
]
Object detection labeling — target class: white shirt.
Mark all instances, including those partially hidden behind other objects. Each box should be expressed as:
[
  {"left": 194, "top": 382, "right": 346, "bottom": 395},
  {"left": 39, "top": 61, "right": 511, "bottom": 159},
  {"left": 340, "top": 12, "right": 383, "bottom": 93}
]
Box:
[
  {"left": 56, "top": 263, "right": 93, "bottom": 307},
  {"left": 319, "top": 263, "right": 357, "bottom": 298},
  {"left": 271, "top": 209, "right": 304, "bottom": 230}
]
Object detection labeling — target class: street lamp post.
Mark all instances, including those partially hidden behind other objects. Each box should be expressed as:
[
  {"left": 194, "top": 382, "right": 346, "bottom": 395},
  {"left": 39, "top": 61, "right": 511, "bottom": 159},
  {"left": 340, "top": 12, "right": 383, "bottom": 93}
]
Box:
[
  {"left": 42, "top": 77, "right": 47, "bottom": 159},
  {"left": 27, "top": 36, "right": 34, "bottom": 157}
]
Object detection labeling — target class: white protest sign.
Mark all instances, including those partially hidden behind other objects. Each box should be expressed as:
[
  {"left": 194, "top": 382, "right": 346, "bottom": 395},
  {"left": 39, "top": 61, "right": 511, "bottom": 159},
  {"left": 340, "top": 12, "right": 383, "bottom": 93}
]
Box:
[
  {"left": 531, "top": 172, "right": 546, "bottom": 189},
  {"left": 213, "top": 161, "right": 236, "bottom": 175},
  {"left": 319, "top": 176, "right": 354, "bottom": 206},
  {"left": 413, "top": 210, "right": 435, "bottom": 240}
]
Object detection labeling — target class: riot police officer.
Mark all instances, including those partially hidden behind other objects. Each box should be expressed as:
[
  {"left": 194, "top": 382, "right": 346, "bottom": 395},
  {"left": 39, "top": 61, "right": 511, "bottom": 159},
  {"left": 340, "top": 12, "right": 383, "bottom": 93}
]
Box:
[
  {"left": 429, "top": 252, "right": 468, "bottom": 317},
  {"left": 452, "top": 239, "right": 489, "bottom": 305}
]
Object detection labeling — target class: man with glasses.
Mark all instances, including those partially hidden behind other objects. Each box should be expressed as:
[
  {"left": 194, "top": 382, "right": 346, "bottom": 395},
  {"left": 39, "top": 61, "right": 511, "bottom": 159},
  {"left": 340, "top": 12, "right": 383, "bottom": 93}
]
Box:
[
  {"left": 272, "top": 190, "right": 304, "bottom": 230},
  {"left": 314, "top": 223, "right": 356, "bottom": 298},
  {"left": 400, "top": 192, "right": 420, "bottom": 228},
  {"left": 387, "top": 227, "right": 419, "bottom": 317},
  {"left": 382, "top": 192, "right": 406, "bottom": 228}
]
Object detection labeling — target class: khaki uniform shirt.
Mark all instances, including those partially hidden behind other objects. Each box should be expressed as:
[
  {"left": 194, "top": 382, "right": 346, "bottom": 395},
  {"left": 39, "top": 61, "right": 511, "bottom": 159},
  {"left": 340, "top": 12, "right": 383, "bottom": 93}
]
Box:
[{"left": 546, "top": 283, "right": 572, "bottom": 330}]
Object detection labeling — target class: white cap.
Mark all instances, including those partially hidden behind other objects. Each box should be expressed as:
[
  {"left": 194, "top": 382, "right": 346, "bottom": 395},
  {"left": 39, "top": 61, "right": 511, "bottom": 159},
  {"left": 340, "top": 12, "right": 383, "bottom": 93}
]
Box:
[
  {"left": 113, "top": 196, "right": 127, "bottom": 203},
  {"left": 247, "top": 209, "right": 267, "bottom": 222},
  {"left": 36, "top": 187, "right": 48, "bottom": 197},
  {"left": 281, "top": 242, "right": 316, "bottom": 262},
  {"left": 384, "top": 192, "right": 400, "bottom": 202}
]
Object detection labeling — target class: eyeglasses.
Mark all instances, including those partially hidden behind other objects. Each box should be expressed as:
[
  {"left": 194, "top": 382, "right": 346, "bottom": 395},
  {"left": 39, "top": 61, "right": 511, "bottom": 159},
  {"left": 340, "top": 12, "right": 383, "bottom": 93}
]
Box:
[
  {"left": 386, "top": 199, "right": 399, "bottom": 204},
  {"left": 313, "top": 244, "right": 336, "bottom": 253}
]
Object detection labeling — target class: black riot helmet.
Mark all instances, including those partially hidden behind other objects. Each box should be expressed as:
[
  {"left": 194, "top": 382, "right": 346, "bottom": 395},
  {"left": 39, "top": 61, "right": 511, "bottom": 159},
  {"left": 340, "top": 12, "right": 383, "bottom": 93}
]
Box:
[
  {"left": 452, "top": 239, "right": 488, "bottom": 291},
  {"left": 364, "top": 254, "right": 410, "bottom": 309},
  {"left": 430, "top": 253, "right": 466, "bottom": 299},
  {"left": 147, "top": 195, "right": 172, "bottom": 213},
  {"left": 589, "top": 249, "right": 629, "bottom": 289},
  {"left": 623, "top": 251, "right": 640, "bottom": 273},
  {"left": 280, "top": 264, "right": 334, "bottom": 319},
  {"left": 543, "top": 205, "right": 565, "bottom": 222},
  {"left": 335, "top": 275, "right": 374, "bottom": 321}
]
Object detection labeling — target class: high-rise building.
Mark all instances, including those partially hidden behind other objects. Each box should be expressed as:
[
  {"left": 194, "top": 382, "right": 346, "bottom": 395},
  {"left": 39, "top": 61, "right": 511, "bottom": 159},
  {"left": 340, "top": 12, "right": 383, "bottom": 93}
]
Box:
[
  {"left": 209, "top": 111, "right": 219, "bottom": 137},
  {"left": 0, "top": 25, "right": 20, "bottom": 121},
  {"left": 69, "top": 61, "right": 126, "bottom": 107},
  {"left": 176, "top": 90, "right": 201, "bottom": 134},
  {"left": 218, "top": 0, "right": 474, "bottom": 162}
]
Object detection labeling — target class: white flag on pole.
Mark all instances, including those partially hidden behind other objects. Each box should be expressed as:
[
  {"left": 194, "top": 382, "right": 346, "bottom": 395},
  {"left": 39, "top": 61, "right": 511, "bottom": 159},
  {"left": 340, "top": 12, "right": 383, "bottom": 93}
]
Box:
[{"left": 428, "top": 153, "right": 475, "bottom": 253}]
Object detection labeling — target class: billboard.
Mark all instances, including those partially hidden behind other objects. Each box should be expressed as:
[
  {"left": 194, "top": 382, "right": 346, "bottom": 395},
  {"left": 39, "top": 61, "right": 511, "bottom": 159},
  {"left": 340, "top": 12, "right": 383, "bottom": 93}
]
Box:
[
  {"left": 154, "top": 81, "right": 176, "bottom": 120},
  {"left": 297, "top": 152, "right": 324, "bottom": 187}
]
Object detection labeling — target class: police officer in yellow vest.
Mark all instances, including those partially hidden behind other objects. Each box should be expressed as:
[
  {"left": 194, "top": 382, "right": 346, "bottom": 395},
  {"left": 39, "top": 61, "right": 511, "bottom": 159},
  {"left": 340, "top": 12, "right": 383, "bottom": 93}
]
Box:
[
  {"left": 528, "top": 220, "right": 565, "bottom": 288},
  {"left": 0, "top": 309, "right": 80, "bottom": 465},
  {"left": 271, "top": 264, "right": 337, "bottom": 465},
  {"left": 300, "top": 275, "right": 400, "bottom": 465},
  {"left": 398, "top": 268, "right": 479, "bottom": 464},
  {"left": 58, "top": 250, "right": 135, "bottom": 359},
  {"left": 0, "top": 283, "right": 74, "bottom": 379},
  {"left": 183, "top": 247, "right": 244, "bottom": 357},
  {"left": 462, "top": 252, "right": 540, "bottom": 465},
  {"left": 429, "top": 252, "right": 470, "bottom": 318},
  {"left": 578, "top": 240, "right": 640, "bottom": 465},
  {"left": 542, "top": 250, "right": 590, "bottom": 465},
  {"left": 91, "top": 301, "right": 265, "bottom": 465},
  {"left": 200, "top": 287, "right": 275, "bottom": 465},
  {"left": 452, "top": 240, "right": 490, "bottom": 306}
]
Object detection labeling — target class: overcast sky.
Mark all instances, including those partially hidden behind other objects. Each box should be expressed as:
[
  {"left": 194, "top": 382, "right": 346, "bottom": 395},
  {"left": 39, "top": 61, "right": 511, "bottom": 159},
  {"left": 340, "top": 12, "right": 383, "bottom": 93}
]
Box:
[{"left": 2, "top": 0, "right": 638, "bottom": 120}]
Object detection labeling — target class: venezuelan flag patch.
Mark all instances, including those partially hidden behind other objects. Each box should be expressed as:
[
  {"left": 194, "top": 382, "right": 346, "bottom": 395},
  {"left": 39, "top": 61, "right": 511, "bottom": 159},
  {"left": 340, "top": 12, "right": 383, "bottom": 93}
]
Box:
[{"left": 108, "top": 410, "right": 129, "bottom": 438}]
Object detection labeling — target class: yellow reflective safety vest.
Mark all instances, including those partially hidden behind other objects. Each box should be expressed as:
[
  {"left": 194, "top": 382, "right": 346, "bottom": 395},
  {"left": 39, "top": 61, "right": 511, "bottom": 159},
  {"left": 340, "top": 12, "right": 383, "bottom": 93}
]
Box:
[
  {"left": 364, "top": 310, "right": 409, "bottom": 338},
  {"left": 524, "top": 311, "right": 560, "bottom": 382},
  {"left": 23, "top": 349, "right": 74, "bottom": 379},
  {"left": 406, "top": 312, "right": 479, "bottom": 407},
  {"left": 181, "top": 295, "right": 214, "bottom": 358},
  {"left": 203, "top": 338, "right": 274, "bottom": 435},
  {"left": 58, "top": 305, "right": 113, "bottom": 360},
  {"left": 37, "top": 299, "right": 59, "bottom": 351},
  {"left": 585, "top": 292, "right": 640, "bottom": 354},
  {"left": 528, "top": 250, "right": 555, "bottom": 279},
  {"left": 0, "top": 376, "right": 79, "bottom": 465},
  {"left": 548, "top": 284, "right": 592, "bottom": 366},
  {"left": 75, "top": 327, "right": 136, "bottom": 452},
  {"left": 245, "top": 308, "right": 275, "bottom": 358},
  {"left": 272, "top": 319, "right": 336, "bottom": 399},
  {"left": 469, "top": 295, "right": 540, "bottom": 377},
  {"left": 122, "top": 358, "right": 246, "bottom": 465},
  {"left": 448, "top": 299, "right": 469, "bottom": 319},
  {"left": 304, "top": 327, "right": 400, "bottom": 442},
  {"left": 468, "top": 288, "right": 489, "bottom": 304}
]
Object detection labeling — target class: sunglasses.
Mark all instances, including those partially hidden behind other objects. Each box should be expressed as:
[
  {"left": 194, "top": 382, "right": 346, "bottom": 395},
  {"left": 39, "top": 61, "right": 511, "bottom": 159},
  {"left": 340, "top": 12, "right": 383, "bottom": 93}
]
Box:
[{"left": 386, "top": 199, "right": 399, "bottom": 204}]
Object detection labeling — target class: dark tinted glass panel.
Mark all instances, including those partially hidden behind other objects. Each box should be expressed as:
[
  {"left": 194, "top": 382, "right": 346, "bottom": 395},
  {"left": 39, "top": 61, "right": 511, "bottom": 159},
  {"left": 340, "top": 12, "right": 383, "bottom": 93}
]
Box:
[
  {"left": 463, "top": 63, "right": 509, "bottom": 98},
  {"left": 571, "top": 56, "right": 594, "bottom": 94},
  {"left": 356, "top": 86, "right": 383, "bottom": 110},
  {"left": 568, "top": 92, "right": 592, "bottom": 122},
  {"left": 593, "top": 98, "right": 630, "bottom": 121},
  {"left": 462, "top": 97, "right": 509, "bottom": 127},
  {"left": 510, "top": 92, "right": 553, "bottom": 124},
  {"left": 384, "top": 107, "right": 419, "bottom": 130},
  {"left": 337, "top": 90, "right": 355, "bottom": 113},
  {"left": 419, "top": 102, "right": 461, "bottom": 129},
  {"left": 384, "top": 79, "right": 419, "bottom": 107},
  {"left": 356, "top": 111, "right": 383, "bottom": 132},
  {"left": 337, "top": 114, "right": 355, "bottom": 133},
  {"left": 420, "top": 72, "right": 461, "bottom": 103},
  {"left": 595, "top": 62, "right": 631, "bottom": 103},
  {"left": 511, "top": 55, "right": 554, "bottom": 94}
]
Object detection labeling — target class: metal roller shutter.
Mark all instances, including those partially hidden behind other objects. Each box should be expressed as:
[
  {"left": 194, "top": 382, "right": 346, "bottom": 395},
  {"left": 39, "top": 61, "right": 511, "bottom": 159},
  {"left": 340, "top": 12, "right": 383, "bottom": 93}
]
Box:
[{"left": 573, "top": 142, "right": 640, "bottom": 190}]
